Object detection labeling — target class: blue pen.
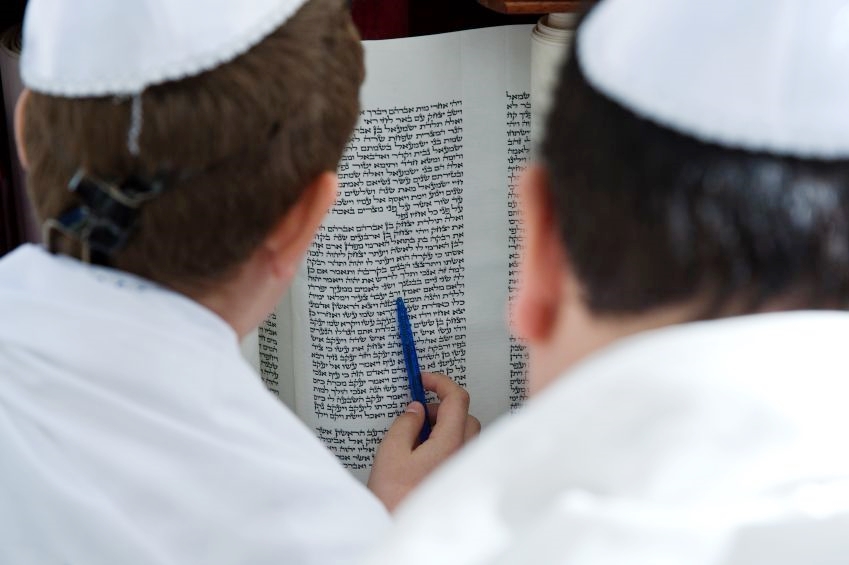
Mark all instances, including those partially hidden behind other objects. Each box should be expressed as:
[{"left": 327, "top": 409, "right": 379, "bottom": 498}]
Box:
[{"left": 396, "top": 297, "right": 432, "bottom": 443}]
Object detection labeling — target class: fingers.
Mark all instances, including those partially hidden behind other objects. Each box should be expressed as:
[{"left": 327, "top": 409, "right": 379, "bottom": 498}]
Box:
[
  {"left": 426, "top": 402, "right": 439, "bottom": 425},
  {"left": 421, "top": 372, "right": 470, "bottom": 446},
  {"left": 368, "top": 377, "right": 478, "bottom": 512},
  {"left": 421, "top": 372, "right": 466, "bottom": 402},
  {"left": 381, "top": 402, "right": 427, "bottom": 452},
  {"left": 464, "top": 415, "right": 481, "bottom": 442},
  {"left": 427, "top": 404, "right": 481, "bottom": 443}
]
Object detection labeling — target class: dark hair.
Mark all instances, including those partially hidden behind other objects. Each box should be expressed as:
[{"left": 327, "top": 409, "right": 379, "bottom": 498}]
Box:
[
  {"left": 23, "top": 0, "right": 364, "bottom": 295},
  {"left": 540, "top": 40, "right": 849, "bottom": 317}
]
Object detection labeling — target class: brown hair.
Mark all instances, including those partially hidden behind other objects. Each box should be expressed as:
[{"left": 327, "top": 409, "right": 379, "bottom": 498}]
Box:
[
  {"left": 22, "top": 0, "right": 364, "bottom": 294},
  {"left": 542, "top": 31, "right": 849, "bottom": 317}
]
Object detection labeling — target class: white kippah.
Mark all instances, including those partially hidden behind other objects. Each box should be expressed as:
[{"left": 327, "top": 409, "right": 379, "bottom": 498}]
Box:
[
  {"left": 577, "top": 0, "right": 849, "bottom": 158},
  {"left": 20, "top": 0, "right": 309, "bottom": 97}
]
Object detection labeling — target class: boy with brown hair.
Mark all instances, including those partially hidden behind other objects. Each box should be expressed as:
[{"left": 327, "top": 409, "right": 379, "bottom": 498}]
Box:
[{"left": 0, "top": 0, "right": 475, "bottom": 563}]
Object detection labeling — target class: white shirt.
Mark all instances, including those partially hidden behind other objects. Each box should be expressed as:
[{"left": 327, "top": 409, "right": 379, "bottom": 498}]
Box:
[
  {"left": 369, "top": 311, "right": 849, "bottom": 565},
  {"left": 0, "top": 244, "right": 389, "bottom": 565}
]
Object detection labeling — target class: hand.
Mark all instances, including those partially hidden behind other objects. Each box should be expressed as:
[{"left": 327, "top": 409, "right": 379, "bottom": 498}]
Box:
[{"left": 367, "top": 372, "right": 480, "bottom": 512}]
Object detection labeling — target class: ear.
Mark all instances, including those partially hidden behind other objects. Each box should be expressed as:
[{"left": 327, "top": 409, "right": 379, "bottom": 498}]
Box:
[
  {"left": 14, "top": 88, "right": 31, "bottom": 170},
  {"left": 511, "top": 163, "right": 569, "bottom": 344},
  {"left": 263, "top": 171, "right": 338, "bottom": 282}
]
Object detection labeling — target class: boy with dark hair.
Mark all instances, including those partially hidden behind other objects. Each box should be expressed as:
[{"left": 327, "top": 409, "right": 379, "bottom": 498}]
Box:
[
  {"left": 0, "top": 0, "right": 475, "bottom": 563},
  {"left": 370, "top": 0, "right": 849, "bottom": 563}
]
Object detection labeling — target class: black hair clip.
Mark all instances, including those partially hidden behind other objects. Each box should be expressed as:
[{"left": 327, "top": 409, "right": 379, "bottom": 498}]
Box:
[{"left": 43, "top": 170, "right": 165, "bottom": 265}]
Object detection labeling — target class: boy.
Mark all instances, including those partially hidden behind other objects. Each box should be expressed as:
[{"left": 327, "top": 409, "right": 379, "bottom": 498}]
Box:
[
  {"left": 0, "top": 0, "right": 474, "bottom": 563},
  {"left": 370, "top": 0, "right": 849, "bottom": 562}
]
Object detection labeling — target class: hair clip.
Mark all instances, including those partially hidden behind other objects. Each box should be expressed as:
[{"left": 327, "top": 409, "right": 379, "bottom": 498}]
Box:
[{"left": 42, "top": 169, "right": 165, "bottom": 264}]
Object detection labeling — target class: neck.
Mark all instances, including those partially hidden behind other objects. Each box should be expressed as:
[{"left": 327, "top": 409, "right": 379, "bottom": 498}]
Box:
[
  {"left": 527, "top": 283, "right": 704, "bottom": 396},
  {"left": 183, "top": 256, "right": 287, "bottom": 341}
]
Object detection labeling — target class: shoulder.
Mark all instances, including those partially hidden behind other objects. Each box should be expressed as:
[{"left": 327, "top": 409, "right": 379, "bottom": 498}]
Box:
[{"left": 368, "top": 312, "right": 849, "bottom": 565}]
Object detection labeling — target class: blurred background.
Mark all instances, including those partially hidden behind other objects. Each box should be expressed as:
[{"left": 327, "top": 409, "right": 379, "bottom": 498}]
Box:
[{"left": 1, "top": 0, "right": 26, "bottom": 255}]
